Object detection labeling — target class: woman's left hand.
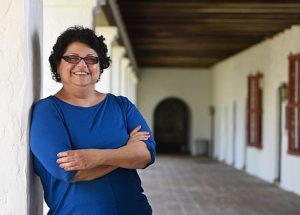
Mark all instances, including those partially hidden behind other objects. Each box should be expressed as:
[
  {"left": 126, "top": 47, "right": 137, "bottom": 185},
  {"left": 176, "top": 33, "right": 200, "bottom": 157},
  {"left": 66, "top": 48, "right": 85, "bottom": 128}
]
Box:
[
  {"left": 56, "top": 149, "right": 101, "bottom": 171},
  {"left": 127, "top": 125, "right": 150, "bottom": 145}
]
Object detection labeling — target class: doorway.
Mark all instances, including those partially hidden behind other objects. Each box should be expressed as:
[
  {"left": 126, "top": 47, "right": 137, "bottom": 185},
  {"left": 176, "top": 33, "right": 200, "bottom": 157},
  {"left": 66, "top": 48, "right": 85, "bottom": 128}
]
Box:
[{"left": 154, "top": 98, "right": 190, "bottom": 154}]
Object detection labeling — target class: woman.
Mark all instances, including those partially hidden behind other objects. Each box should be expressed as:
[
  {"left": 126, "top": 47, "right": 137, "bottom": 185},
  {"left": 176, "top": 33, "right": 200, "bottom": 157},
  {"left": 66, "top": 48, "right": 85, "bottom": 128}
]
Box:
[{"left": 30, "top": 26, "right": 156, "bottom": 215}]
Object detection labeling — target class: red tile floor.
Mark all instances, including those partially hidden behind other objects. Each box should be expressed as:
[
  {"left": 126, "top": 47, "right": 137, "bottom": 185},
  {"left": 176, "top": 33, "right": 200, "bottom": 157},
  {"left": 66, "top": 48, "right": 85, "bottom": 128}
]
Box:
[{"left": 138, "top": 155, "right": 300, "bottom": 215}]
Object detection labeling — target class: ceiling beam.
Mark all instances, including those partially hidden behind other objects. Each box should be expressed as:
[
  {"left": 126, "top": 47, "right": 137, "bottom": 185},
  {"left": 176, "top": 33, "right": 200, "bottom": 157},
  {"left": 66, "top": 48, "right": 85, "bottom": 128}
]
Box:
[{"left": 103, "top": 0, "right": 138, "bottom": 72}]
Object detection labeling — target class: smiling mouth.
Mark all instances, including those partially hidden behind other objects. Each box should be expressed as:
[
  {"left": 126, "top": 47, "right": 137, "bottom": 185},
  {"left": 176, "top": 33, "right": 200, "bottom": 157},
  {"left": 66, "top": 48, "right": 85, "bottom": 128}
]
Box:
[{"left": 73, "top": 71, "right": 90, "bottom": 75}]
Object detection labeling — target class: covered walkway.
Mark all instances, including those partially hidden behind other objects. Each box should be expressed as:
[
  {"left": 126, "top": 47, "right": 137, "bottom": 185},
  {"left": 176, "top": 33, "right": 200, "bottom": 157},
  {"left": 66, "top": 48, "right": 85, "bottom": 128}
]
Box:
[{"left": 139, "top": 155, "right": 300, "bottom": 215}]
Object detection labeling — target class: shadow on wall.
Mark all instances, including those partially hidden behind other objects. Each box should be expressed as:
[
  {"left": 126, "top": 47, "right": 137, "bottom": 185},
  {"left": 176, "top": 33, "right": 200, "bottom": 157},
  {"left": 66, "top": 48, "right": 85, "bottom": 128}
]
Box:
[
  {"left": 28, "top": 30, "right": 43, "bottom": 215},
  {"left": 32, "top": 31, "right": 42, "bottom": 101}
]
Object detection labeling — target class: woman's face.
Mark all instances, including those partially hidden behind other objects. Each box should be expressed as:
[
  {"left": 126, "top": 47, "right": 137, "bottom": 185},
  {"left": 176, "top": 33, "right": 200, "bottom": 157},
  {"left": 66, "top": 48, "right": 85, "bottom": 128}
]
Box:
[{"left": 57, "top": 41, "right": 100, "bottom": 88}]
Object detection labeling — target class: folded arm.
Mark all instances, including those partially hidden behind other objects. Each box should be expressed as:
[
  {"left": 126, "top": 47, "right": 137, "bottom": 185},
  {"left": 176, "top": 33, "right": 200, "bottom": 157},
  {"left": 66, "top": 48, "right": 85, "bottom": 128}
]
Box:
[
  {"left": 71, "top": 165, "right": 118, "bottom": 182},
  {"left": 58, "top": 96, "right": 156, "bottom": 182},
  {"left": 58, "top": 126, "right": 151, "bottom": 181}
]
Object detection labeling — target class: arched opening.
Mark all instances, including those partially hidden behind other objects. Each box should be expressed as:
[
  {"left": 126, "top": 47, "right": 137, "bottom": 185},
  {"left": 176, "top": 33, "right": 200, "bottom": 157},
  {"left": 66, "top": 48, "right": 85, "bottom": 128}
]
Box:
[{"left": 154, "top": 98, "right": 190, "bottom": 154}]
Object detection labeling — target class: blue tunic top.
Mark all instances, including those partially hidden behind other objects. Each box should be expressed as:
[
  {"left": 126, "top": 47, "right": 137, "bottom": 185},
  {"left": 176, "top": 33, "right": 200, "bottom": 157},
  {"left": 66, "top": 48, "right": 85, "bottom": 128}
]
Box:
[{"left": 30, "top": 93, "right": 156, "bottom": 215}]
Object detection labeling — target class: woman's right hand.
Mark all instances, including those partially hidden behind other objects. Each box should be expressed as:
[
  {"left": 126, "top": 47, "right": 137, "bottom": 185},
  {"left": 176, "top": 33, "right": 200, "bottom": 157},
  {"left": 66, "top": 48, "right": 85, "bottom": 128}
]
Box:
[{"left": 127, "top": 125, "right": 150, "bottom": 145}]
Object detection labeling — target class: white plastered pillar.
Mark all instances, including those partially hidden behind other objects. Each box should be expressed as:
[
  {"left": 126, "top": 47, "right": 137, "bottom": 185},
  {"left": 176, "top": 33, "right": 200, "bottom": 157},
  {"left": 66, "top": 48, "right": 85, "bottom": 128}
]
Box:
[
  {"left": 95, "top": 26, "right": 118, "bottom": 93},
  {"left": 0, "top": 0, "right": 43, "bottom": 214},
  {"left": 111, "top": 45, "right": 126, "bottom": 95},
  {"left": 126, "top": 66, "right": 138, "bottom": 104},
  {"left": 128, "top": 68, "right": 138, "bottom": 105},
  {"left": 120, "top": 57, "right": 131, "bottom": 97},
  {"left": 43, "top": 0, "right": 97, "bottom": 98}
]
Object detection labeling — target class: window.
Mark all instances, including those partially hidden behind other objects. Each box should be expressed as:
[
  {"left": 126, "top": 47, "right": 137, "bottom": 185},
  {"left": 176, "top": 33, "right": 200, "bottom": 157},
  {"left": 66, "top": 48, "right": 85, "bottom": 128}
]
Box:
[
  {"left": 247, "top": 73, "right": 263, "bottom": 148},
  {"left": 287, "top": 53, "right": 300, "bottom": 156}
]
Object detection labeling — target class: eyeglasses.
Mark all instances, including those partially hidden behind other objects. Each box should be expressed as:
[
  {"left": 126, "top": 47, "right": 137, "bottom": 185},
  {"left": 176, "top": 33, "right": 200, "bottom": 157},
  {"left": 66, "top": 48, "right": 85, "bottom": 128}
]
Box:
[{"left": 62, "top": 55, "right": 99, "bottom": 65}]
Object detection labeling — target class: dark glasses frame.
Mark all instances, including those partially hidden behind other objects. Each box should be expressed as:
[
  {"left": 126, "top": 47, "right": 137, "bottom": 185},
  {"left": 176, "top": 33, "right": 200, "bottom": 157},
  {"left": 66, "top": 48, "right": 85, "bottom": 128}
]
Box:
[{"left": 62, "top": 54, "right": 99, "bottom": 65}]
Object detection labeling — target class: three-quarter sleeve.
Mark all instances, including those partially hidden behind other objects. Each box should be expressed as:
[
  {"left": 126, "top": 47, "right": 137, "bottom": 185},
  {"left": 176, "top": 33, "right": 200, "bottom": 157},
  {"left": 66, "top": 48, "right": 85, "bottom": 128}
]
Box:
[
  {"left": 118, "top": 96, "right": 156, "bottom": 167},
  {"left": 30, "top": 100, "right": 77, "bottom": 182}
]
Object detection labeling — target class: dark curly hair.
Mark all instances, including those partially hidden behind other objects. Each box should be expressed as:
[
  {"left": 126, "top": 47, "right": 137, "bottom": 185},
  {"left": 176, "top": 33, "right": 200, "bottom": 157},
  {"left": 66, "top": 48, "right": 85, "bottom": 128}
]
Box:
[{"left": 49, "top": 26, "right": 111, "bottom": 82}]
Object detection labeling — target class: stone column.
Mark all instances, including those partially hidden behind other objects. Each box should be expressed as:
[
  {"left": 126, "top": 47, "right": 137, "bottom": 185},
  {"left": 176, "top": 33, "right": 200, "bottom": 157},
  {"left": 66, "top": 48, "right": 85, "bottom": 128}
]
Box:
[
  {"left": 128, "top": 68, "right": 138, "bottom": 105},
  {"left": 126, "top": 66, "right": 132, "bottom": 101},
  {"left": 120, "top": 57, "right": 130, "bottom": 96},
  {"left": 95, "top": 26, "right": 118, "bottom": 93},
  {"left": 111, "top": 45, "right": 126, "bottom": 95},
  {"left": 123, "top": 66, "right": 139, "bottom": 104},
  {"left": 0, "top": 0, "right": 43, "bottom": 214}
]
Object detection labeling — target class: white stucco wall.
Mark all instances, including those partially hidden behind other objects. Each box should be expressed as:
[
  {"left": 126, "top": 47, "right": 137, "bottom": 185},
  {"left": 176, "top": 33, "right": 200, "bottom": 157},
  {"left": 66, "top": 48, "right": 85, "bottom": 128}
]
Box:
[
  {"left": 212, "top": 24, "right": 300, "bottom": 195},
  {"left": 42, "top": 0, "right": 97, "bottom": 98},
  {"left": 138, "top": 68, "right": 212, "bottom": 155},
  {"left": 0, "top": 0, "right": 43, "bottom": 214}
]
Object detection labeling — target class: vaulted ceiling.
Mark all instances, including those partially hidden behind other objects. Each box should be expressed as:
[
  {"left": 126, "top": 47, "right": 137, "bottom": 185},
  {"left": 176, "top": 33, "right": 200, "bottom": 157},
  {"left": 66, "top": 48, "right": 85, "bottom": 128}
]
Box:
[{"left": 115, "top": 0, "right": 300, "bottom": 68}]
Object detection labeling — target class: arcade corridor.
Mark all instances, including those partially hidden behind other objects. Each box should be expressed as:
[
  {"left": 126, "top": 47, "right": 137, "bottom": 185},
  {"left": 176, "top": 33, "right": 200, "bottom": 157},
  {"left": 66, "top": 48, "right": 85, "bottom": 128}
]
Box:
[{"left": 139, "top": 155, "right": 300, "bottom": 215}]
